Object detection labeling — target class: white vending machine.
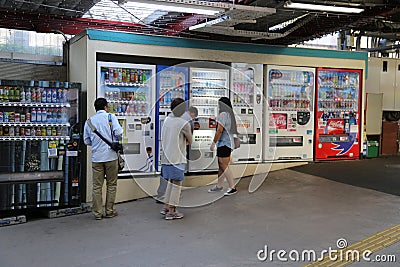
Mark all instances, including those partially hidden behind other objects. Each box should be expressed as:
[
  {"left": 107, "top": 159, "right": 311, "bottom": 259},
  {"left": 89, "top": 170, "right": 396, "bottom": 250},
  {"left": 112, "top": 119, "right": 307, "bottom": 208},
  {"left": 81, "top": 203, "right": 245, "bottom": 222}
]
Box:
[
  {"left": 97, "top": 61, "right": 156, "bottom": 174},
  {"left": 264, "top": 65, "right": 315, "bottom": 161},
  {"left": 188, "top": 67, "right": 230, "bottom": 172},
  {"left": 231, "top": 63, "right": 263, "bottom": 163}
]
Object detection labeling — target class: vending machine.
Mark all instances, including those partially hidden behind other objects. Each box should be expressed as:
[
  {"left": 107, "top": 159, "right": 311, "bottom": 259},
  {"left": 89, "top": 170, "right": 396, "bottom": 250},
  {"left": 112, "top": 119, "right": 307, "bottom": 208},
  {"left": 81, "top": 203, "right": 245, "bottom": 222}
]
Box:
[
  {"left": 188, "top": 67, "right": 230, "bottom": 172},
  {"left": 0, "top": 80, "right": 82, "bottom": 209},
  {"left": 315, "top": 68, "right": 362, "bottom": 160},
  {"left": 231, "top": 63, "right": 263, "bottom": 163},
  {"left": 155, "top": 65, "right": 189, "bottom": 171},
  {"left": 97, "top": 61, "right": 156, "bottom": 173},
  {"left": 264, "top": 65, "right": 315, "bottom": 161}
]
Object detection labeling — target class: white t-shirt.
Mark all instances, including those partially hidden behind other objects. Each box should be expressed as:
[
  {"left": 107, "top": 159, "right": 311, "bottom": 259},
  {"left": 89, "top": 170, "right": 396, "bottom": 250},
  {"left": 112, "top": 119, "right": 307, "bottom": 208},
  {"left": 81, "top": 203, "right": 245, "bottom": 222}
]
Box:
[{"left": 161, "top": 115, "right": 192, "bottom": 165}]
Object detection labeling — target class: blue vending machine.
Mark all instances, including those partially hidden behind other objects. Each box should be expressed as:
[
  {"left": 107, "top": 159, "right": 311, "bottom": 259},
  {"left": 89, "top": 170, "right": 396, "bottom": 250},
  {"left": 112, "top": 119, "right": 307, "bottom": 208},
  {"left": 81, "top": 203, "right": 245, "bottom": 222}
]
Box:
[{"left": 155, "top": 65, "right": 189, "bottom": 171}]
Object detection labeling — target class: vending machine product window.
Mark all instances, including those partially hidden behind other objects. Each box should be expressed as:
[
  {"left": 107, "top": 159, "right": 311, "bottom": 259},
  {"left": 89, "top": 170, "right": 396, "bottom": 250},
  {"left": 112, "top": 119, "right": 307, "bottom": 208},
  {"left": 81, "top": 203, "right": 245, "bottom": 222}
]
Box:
[{"left": 97, "top": 62, "right": 156, "bottom": 174}]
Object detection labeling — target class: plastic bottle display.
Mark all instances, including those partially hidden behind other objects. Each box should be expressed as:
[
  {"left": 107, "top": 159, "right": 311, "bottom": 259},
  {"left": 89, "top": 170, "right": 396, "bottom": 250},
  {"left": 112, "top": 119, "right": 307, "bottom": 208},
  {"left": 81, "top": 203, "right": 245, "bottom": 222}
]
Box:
[
  {"left": 104, "top": 67, "right": 148, "bottom": 84},
  {"left": 0, "top": 84, "right": 71, "bottom": 140},
  {"left": 190, "top": 69, "right": 228, "bottom": 117},
  {"left": 268, "top": 70, "right": 313, "bottom": 111},
  {"left": 100, "top": 67, "right": 151, "bottom": 116},
  {"left": 232, "top": 69, "right": 254, "bottom": 105},
  {"left": 159, "top": 70, "right": 185, "bottom": 107},
  {"left": 317, "top": 71, "right": 358, "bottom": 112}
]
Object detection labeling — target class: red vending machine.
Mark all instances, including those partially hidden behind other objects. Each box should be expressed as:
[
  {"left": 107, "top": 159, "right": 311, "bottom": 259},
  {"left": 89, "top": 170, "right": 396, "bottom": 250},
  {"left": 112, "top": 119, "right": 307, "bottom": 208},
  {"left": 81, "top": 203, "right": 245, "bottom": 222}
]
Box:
[{"left": 315, "top": 68, "right": 362, "bottom": 160}]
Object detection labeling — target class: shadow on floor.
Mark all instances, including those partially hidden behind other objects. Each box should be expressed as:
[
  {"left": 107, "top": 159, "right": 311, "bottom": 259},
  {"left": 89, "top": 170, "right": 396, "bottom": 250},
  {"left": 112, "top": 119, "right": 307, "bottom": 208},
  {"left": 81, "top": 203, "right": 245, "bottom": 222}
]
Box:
[{"left": 291, "top": 155, "right": 400, "bottom": 196}]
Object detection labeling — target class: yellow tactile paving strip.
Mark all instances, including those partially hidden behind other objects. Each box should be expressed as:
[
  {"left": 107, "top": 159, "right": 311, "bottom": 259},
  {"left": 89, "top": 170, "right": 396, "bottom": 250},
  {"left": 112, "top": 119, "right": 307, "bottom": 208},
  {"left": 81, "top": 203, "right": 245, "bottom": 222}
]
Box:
[{"left": 303, "top": 224, "right": 400, "bottom": 267}]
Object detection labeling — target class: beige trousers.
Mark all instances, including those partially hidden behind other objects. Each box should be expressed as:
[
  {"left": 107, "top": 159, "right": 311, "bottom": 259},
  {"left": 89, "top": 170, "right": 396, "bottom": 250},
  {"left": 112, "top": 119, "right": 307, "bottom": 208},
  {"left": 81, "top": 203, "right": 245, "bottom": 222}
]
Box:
[{"left": 92, "top": 160, "right": 118, "bottom": 217}]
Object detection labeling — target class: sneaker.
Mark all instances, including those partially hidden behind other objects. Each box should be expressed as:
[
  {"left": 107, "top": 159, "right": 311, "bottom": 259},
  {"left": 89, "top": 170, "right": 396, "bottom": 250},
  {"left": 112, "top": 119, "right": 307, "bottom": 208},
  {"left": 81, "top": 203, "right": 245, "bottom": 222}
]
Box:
[
  {"left": 165, "top": 211, "right": 184, "bottom": 220},
  {"left": 160, "top": 208, "right": 169, "bottom": 215},
  {"left": 208, "top": 185, "right": 223, "bottom": 193},
  {"left": 224, "top": 188, "right": 237, "bottom": 196},
  {"left": 95, "top": 216, "right": 103, "bottom": 220},
  {"left": 105, "top": 211, "right": 118, "bottom": 218}
]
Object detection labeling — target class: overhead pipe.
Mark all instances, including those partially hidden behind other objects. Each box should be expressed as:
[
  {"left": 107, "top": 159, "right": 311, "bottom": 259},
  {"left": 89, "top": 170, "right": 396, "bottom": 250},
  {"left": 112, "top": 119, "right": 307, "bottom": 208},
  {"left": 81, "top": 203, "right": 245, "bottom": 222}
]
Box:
[{"left": 362, "top": 44, "right": 400, "bottom": 52}]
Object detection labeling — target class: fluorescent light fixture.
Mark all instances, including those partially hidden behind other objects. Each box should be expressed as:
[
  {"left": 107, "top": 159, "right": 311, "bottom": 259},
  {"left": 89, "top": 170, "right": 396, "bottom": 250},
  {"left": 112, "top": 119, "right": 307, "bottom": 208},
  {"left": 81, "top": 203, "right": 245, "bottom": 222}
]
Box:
[
  {"left": 284, "top": 2, "right": 364, "bottom": 14},
  {"left": 189, "top": 15, "right": 229, "bottom": 30},
  {"left": 125, "top": 0, "right": 223, "bottom": 16}
]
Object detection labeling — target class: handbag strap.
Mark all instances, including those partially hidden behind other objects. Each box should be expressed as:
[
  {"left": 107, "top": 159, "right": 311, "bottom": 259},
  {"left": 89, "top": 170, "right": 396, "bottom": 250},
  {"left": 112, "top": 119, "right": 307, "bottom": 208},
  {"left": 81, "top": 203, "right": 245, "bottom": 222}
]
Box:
[{"left": 87, "top": 118, "right": 114, "bottom": 149}]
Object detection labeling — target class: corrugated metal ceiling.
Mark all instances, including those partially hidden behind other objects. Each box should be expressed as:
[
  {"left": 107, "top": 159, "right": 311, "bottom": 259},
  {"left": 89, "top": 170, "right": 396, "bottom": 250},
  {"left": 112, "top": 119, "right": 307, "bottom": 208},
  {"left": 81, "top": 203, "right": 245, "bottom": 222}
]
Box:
[{"left": 0, "top": 0, "right": 399, "bottom": 45}]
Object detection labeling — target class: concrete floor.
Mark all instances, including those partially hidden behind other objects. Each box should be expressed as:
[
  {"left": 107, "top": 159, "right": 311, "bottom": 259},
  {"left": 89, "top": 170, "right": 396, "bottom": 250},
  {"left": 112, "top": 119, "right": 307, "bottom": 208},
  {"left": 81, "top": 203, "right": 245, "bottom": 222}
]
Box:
[{"left": 1, "top": 160, "right": 400, "bottom": 267}]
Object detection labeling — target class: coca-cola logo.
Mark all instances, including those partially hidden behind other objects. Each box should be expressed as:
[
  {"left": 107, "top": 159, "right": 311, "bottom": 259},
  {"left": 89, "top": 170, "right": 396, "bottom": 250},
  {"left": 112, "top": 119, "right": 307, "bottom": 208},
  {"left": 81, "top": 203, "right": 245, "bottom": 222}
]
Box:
[
  {"left": 328, "top": 120, "right": 344, "bottom": 128},
  {"left": 327, "top": 119, "right": 344, "bottom": 134},
  {"left": 270, "top": 114, "right": 287, "bottom": 129}
]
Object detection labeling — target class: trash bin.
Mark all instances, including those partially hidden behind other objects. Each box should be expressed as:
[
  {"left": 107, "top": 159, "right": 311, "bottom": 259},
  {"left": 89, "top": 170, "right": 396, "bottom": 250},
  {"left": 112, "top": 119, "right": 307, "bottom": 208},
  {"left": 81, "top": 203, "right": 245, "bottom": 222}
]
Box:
[{"left": 367, "top": 141, "right": 379, "bottom": 158}]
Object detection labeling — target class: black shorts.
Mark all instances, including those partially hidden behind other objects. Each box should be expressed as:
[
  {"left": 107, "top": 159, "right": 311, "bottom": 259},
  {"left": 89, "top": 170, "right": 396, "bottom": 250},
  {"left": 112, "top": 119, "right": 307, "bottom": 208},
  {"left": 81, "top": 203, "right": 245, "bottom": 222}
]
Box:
[{"left": 217, "top": 145, "right": 232, "bottom": 157}]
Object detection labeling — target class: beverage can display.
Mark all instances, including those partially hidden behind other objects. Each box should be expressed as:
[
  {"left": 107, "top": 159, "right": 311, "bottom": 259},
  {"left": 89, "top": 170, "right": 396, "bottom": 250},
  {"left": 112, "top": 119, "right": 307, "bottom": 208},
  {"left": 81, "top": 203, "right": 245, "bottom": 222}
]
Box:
[
  {"left": 109, "top": 68, "right": 114, "bottom": 83},
  {"left": 3, "top": 87, "right": 9, "bottom": 102},
  {"left": 31, "top": 87, "right": 36, "bottom": 102},
  {"left": 31, "top": 108, "right": 36, "bottom": 122},
  {"left": 20, "top": 87, "right": 26, "bottom": 102},
  {"left": 15, "top": 87, "right": 20, "bottom": 102},
  {"left": 57, "top": 108, "right": 62, "bottom": 122},
  {"left": 41, "top": 88, "right": 47, "bottom": 103},
  {"left": 52, "top": 88, "right": 57, "bottom": 103},
  {"left": 51, "top": 108, "right": 57, "bottom": 122},
  {"left": 3, "top": 126, "right": 9, "bottom": 136},
  {"left": 105, "top": 68, "right": 109, "bottom": 82},
  {"left": 63, "top": 88, "right": 68, "bottom": 103},
  {"left": 60, "top": 126, "right": 67, "bottom": 136},
  {"left": 36, "top": 108, "right": 42, "bottom": 122},
  {"left": 113, "top": 68, "right": 118, "bottom": 82},
  {"left": 46, "top": 88, "right": 52, "bottom": 103},
  {"left": 36, "top": 88, "right": 41, "bottom": 103},
  {"left": 57, "top": 88, "right": 63, "bottom": 103},
  {"left": 8, "top": 87, "right": 14, "bottom": 102},
  {"left": 9, "top": 112, "right": 15, "bottom": 122},
  {"left": 47, "top": 108, "right": 52, "bottom": 122},
  {"left": 9, "top": 126, "right": 14, "bottom": 136},
  {"left": 42, "top": 108, "right": 47, "bottom": 122}
]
